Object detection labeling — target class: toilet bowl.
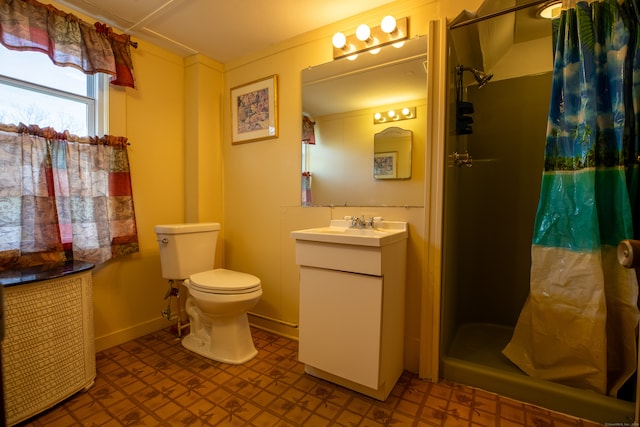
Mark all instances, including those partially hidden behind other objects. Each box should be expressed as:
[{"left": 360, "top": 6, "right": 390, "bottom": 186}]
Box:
[
  {"left": 154, "top": 223, "right": 262, "bottom": 364},
  {"left": 182, "top": 269, "right": 262, "bottom": 364}
]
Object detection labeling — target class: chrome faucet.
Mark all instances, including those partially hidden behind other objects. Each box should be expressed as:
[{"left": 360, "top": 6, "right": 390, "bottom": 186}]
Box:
[
  {"left": 350, "top": 215, "right": 374, "bottom": 229},
  {"left": 350, "top": 215, "right": 364, "bottom": 228}
]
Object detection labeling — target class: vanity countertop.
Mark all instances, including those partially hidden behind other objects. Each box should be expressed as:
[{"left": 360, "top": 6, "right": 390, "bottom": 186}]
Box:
[
  {"left": 291, "top": 219, "right": 408, "bottom": 247},
  {"left": 0, "top": 260, "right": 95, "bottom": 287}
]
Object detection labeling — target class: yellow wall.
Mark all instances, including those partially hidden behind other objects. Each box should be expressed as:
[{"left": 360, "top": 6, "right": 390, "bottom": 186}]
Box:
[
  {"left": 94, "top": 47, "right": 227, "bottom": 349},
  {"left": 49, "top": 1, "right": 227, "bottom": 349},
  {"left": 47, "top": 0, "right": 488, "bottom": 372},
  {"left": 93, "top": 39, "right": 188, "bottom": 349},
  {"left": 223, "top": 0, "right": 440, "bottom": 373},
  {"left": 184, "top": 55, "right": 225, "bottom": 228}
]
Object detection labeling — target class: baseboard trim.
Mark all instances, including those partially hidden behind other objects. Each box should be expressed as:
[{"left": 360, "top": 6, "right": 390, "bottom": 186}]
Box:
[
  {"left": 249, "top": 314, "right": 299, "bottom": 341},
  {"left": 95, "top": 317, "right": 169, "bottom": 352},
  {"left": 94, "top": 315, "right": 299, "bottom": 353}
]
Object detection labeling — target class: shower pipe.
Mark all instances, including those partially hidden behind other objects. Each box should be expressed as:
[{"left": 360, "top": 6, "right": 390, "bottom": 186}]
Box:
[{"left": 449, "top": 0, "right": 554, "bottom": 29}]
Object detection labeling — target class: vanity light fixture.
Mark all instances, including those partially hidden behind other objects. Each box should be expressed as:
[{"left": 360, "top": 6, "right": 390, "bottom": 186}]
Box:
[
  {"left": 373, "top": 106, "right": 416, "bottom": 124},
  {"left": 332, "top": 16, "right": 409, "bottom": 60},
  {"left": 332, "top": 32, "right": 347, "bottom": 50},
  {"left": 356, "top": 24, "right": 372, "bottom": 42},
  {"left": 538, "top": 1, "right": 562, "bottom": 19},
  {"left": 380, "top": 15, "right": 397, "bottom": 34}
]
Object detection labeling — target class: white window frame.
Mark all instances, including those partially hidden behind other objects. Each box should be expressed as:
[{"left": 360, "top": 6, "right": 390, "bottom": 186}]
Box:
[
  {"left": 95, "top": 74, "right": 109, "bottom": 135},
  {"left": 0, "top": 60, "right": 109, "bottom": 136}
]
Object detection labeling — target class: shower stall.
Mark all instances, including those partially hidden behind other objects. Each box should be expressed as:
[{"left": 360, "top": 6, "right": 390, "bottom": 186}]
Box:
[{"left": 440, "top": 2, "right": 636, "bottom": 424}]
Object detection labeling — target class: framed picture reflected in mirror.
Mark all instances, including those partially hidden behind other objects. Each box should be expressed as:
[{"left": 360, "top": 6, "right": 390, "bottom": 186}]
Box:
[{"left": 374, "top": 151, "right": 397, "bottom": 179}]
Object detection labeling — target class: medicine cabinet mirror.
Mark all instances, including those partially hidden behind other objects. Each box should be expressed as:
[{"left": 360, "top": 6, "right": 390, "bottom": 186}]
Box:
[{"left": 374, "top": 127, "right": 412, "bottom": 179}]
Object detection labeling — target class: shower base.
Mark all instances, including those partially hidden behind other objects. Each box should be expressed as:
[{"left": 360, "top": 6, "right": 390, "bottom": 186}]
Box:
[{"left": 442, "top": 322, "right": 635, "bottom": 424}]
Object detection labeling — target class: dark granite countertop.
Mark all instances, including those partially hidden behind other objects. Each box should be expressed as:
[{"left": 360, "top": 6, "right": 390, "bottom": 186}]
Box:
[{"left": 0, "top": 261, "right": 95, "bottom": 287}]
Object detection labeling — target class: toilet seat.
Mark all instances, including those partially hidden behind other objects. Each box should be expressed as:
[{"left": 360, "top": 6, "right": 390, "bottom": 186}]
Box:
[{"left": 189, "top": 268, "right": 261, "bottom": 294}]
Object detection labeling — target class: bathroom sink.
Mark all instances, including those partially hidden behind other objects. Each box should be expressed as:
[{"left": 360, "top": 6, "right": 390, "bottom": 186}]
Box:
[
  {"left": 291, "top": 219, "right": 407, "bottom": 247},
  {"left": 293, "top": 218, "right": 408, "bottom": 399}
]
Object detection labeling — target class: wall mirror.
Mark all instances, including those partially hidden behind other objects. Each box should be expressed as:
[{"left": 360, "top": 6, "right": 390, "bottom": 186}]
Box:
[
  {"left": 301, "top": 35, "right": 427, "bottom": 206},
  {"left": 374, "top": 127, "right": 412, "bottom": 179}
]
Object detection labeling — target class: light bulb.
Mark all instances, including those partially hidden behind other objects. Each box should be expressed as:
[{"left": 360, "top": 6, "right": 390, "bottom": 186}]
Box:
[
  {"left": 402, "top": 107, "right": 411, "bottom": 116},
  {"left": 392, "top": 41, "right": 405, "bottom": 49},
  {"left": 332, "top": 32, "right": 346, "bottom": 49},
  {"left": 369, "top": 47, "right": 381, "bottom": 55},
  {"left": 539, "top": 2, "right": 562, "bottom": 19},
  {"left": 388, "top": 110, "right": 396, "bottom": 118},
  {"left": 381, "top": 15, "right": 397, "bottom": 33},
  {"left": 374, "top": 112, "right": 382, "bottom": 121},
  {"left": 356, "top": 24, "right": 371, "bottom": 42},
  {"left": 347, "top": 54, "right": 358, "bottom": 61}
]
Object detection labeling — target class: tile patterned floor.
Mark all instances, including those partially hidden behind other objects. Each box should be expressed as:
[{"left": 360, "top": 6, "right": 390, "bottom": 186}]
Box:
[{"left": 19, "top": 327, "right": 605, "bottom": 427}]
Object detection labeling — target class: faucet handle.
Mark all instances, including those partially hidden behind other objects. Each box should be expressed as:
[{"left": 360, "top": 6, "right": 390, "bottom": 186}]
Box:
[{"left": 349, "top": 215, "right": 364, "bottom": 228}]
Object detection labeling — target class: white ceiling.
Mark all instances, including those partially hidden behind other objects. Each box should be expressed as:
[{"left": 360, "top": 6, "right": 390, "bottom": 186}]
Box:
[{"left": 56, "top": 0, "right": 398, "bottom": 63}]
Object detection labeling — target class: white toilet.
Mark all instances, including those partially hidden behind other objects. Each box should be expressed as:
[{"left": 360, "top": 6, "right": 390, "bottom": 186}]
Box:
[{"left": 154, "top": 222, "right": 262, "bottom": 364}]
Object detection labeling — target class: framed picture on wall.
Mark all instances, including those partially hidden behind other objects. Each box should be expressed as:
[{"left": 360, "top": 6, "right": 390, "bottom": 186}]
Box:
[
  {"left": 374, "top": 151, "right": 397, "bottom": 179},
  {"left": 231, "top": 75, "right": 279, "bottom": 144}
]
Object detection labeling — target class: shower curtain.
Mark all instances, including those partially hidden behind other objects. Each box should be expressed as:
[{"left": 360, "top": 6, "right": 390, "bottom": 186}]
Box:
[{"left": 503, "top": 0, "right": 640, "bottom": 396}]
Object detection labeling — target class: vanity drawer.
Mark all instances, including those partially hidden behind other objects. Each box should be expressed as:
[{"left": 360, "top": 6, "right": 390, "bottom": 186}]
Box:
[{"left": 295, "top": 240, "right": 382, "bottom": 276}]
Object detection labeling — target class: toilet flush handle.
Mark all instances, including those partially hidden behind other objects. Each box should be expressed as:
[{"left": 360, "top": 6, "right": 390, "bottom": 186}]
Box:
[{"left": 158, "top": 237, "right": 169, "bottom": 245}]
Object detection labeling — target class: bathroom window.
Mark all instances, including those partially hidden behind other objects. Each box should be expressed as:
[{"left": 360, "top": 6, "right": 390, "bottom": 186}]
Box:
[
  {"left": 0, "top": 43, "right": 108, "bottom": 136},
  {"left": 0, "top": 43, "right": 126, "bottom": 263}
]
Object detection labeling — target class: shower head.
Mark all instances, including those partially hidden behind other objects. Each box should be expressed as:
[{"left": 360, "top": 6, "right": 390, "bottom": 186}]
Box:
[{"left": 457, "top": 65, "right": 493, "bottom": 88}]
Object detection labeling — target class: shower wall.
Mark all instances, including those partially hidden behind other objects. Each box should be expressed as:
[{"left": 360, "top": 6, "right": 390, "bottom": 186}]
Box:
[
  {"left": 441, "top": 69, "right": 550, "bottom": 354},
  {"left": 441, "top": 19, "right": 636, "bottom": 422},
  {"left": 455, "top": 74, "right": 549, "bottom": 326}
]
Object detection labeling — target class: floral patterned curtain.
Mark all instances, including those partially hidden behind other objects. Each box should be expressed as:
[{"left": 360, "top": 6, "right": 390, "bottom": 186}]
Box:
[
  {"left": 0, "top": 0, "right": 135, "bottom": 88},
  {"left": 302, "top": 115, "right": 316, "bottom": 145},
  {"left": 503, "top": 0, "right": 640, "bottom": 396},
  {"left": 0, "top": 123, "right": 139, "bottom": 269}
]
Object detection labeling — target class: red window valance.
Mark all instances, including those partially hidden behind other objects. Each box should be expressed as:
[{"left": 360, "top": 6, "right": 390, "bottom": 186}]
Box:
[{"left": 0, "top": 0, "right": 136, "bottom": 88}]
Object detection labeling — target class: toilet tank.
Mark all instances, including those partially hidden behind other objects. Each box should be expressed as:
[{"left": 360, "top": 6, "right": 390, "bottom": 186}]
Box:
[{"left": 154, "top": 223, "right": 220, "bottom": 280}]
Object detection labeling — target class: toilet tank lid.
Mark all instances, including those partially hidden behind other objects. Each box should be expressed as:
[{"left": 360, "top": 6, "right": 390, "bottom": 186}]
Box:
[{"left": 154, "top": 223, "right": 220, "bottom": 234}]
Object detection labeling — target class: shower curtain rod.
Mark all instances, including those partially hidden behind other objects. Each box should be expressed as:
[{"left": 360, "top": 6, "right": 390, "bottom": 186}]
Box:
[{"left": 449, "top": 0, "right": 553, "bottom": 29}]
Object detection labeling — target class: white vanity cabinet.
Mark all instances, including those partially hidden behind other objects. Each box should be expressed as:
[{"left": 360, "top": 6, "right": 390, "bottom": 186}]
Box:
[
  {"left": 299, "top": 267, "right": 383, "bottom": 390},
  {"left": 292, "top": 221, "right": 408, "bottom": 401}
]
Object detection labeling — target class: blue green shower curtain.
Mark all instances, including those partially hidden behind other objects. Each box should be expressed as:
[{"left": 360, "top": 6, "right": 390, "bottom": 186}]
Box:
[{"left": 502, "top": 0, "right": 640, "bottom": 396}]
